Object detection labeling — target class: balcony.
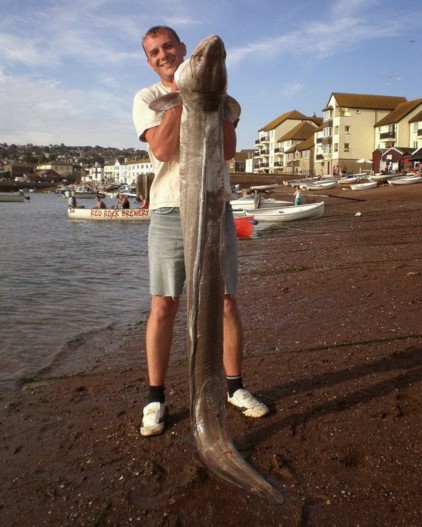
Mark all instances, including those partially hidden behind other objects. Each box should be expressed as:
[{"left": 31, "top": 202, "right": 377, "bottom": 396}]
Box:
[
  {"left": 322, "top": 137, "right": 332, "bottom": 145},
  {"left": 380, "top": 131, "right": 396, "bottom": 139},
  {"left": 323, "top": 119, "right": 333, "bottom": 127}
]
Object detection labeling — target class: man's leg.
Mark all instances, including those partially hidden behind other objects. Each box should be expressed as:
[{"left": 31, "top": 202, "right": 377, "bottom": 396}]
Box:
[
  {"left": 141, "top": 295, "right": 180, "bottom": 436},
  {"left": 146, "top": 295, "right": 180, "bottom": 386},
  {"left": 224, "top": 295, "right": 269, "bottom": 418}
]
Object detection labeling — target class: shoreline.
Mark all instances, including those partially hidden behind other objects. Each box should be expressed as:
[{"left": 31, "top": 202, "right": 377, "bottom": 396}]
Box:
[{"left": 1, "top": 183, "right": 421, "bottom": 527}]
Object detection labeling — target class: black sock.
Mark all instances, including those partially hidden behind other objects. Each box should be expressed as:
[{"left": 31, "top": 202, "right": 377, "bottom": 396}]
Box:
[
  {"left": 148, "top": 385, "right": 165, "bottom": 404},
  {"left": 227, "top": 375, "right": 243, "bottom": 397}
]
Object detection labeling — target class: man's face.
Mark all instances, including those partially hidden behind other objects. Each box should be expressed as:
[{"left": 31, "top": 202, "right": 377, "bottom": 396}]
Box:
[{"left": 143, "top": 30, "right": 186, "bottom": 86}]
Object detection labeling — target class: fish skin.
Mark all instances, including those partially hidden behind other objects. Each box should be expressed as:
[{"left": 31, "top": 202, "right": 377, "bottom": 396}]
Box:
[{"left": 150, "top": 35, "right": 284, "bottom": 504}]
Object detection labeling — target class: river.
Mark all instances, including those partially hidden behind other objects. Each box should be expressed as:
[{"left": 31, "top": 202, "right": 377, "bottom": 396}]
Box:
[{"left": 0, "top": 192, "right": 150, "bottom": 400}]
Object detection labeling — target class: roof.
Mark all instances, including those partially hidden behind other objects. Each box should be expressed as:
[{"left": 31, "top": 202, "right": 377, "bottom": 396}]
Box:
[
  {"left": 408, "top": 109, "right": 422, "bottom": 123},
  {"left": 375, "top": 98, "right": 422, "bottom": 126},
  {"left": 278, "top": 122, "right": 318, "bottom": 142},
  {"left": 323, "top": 93, "right": 407, "bottom": 111},
  {"left": 259, "top": 110, "right": 309, "bottom": 131},
  {"left": 296, "top": 134, "right": 315, "bottom": 151}
]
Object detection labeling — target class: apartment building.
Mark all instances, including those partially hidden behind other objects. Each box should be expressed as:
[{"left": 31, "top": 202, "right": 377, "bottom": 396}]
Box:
[
  {"left": 374, "top": 98, "right": 422, "bottom": 150},
  {"left": 409, "top": 110, "right": 422, "bottom": 150},
  {"left": 321, "top": 93, "right": 406, "bottom": 174},
  {"left": 280, "top": 120, "right": 322, "bottom": 175},
  {"left": 254, "top": 110, "right": 319, "bottom": 174}
]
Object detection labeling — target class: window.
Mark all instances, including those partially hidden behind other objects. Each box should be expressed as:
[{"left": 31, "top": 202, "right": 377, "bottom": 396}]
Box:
[
  {"left": 344, "top": 143, "right": 350, "bottom": 152},
  {"left": 345, "top": 125, "right": 350, "bottom": 134},
  {"left": 334, "top": 143, "right": 339, "bottom": 152}
]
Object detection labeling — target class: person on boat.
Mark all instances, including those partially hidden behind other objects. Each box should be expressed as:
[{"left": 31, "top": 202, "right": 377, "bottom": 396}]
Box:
[
  {"left": 116, "top": 193, "right": 130, "bottom": 209},
  {"left": 93, "top": 195, "right": 107, "bottom": 209},
  {"left": 137, "top": 194, "right": 149, "bottom": 209},
  {"left": 294, "top": 186, "right": 302, "bottom": 206},
  {"left": 67, "top": 191, "right": 77, "bottom": 208},
  {"left": 132, "top": 25, "right": 269, "bottom": 437}
]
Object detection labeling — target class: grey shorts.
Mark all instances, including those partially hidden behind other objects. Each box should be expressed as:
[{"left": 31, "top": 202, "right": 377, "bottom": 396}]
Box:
[{"left": 148, "top": 206, "right": 238, "bottom": 297}]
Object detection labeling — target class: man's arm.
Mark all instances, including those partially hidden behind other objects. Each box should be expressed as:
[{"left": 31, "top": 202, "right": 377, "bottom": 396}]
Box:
[
  {"left": 144, "top": 104, "right": 182, "bottom": 162},
  {"left": 144, "top": 102, "right": 236, "bottom": 162}
]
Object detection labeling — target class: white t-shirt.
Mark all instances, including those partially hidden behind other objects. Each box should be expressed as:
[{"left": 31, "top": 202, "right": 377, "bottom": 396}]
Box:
[{"left": 132, "top": 82, "right": 234, "bottom": 210}]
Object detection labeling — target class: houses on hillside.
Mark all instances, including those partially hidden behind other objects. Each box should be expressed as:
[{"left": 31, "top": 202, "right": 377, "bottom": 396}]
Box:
[
  {"left": 3, "top": 91, "right": 422, "bottom": 183},
  {"left": 253, "top": 92, "right": 422, "bottom": 176}
]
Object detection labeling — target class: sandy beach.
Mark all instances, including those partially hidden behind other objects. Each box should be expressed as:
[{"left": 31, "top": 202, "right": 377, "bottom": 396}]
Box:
[{"left": 1, "top": 181, "right": 421, "bottom": 527}]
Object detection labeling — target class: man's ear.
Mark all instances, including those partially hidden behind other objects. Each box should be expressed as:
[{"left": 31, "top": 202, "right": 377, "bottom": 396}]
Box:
[{"left": 181, "top": 42, "right": 187, "bottom": 57}]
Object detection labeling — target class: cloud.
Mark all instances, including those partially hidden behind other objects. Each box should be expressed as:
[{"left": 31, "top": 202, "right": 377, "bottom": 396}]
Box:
[{"left": 227, "top": 2, "right": 403, "bottom": 67}]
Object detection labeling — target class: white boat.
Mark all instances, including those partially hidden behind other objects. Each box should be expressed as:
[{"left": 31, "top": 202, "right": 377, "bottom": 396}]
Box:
[
  {"left": 303, "top": 180, "right": 337, "bottom": 190},
  {"left": 350, "top": 181, "right": 378, "bottom": 191},
  {"left": 388, "top": 174, "right": 422, "bottom": 186},
  {"left": 337, "top": 175, "right": 360, "bottom": 185},
  {"left": 230, "top": 195, "right": 292, "bottom": 211},
  {"left": 236, "top": 201, "right": 324, "bottom": 223},
  {"left": 249, "top": 183, "right": 278, "bottom": 191},
  {"left": 368, "top": 173, "right": 394, "bottom": 182},
  {"left": 67, "top": 207, "right": 150, "bottom": 221},
  {"left": 0, "top": 191, "right": 28, "bottom": 202},
  {"left": 68, "top": 186, "right": 106, "bottom": 199}
]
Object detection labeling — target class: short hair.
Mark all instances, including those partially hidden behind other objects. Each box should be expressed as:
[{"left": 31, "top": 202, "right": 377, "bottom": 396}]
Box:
[{"left": 142, "top": 25, "right": 181, "bottom": 52}]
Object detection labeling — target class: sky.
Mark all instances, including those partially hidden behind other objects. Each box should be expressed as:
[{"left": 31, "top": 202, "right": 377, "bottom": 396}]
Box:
[{"left": 1, "top": 0, "right": 421, "bottom": 151}]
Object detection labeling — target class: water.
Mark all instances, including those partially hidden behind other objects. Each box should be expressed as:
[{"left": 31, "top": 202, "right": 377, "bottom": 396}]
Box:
[{"left": 0, "top": 193, "right": 150, "bottom": 399}]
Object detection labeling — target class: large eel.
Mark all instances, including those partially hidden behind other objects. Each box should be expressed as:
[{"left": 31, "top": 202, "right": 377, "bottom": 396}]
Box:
[{"left": 150, "top": 35, "right": 284, "bottom": 504}]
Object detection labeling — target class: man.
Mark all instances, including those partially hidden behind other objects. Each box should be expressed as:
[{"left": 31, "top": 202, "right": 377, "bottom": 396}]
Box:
[{"left": 133, "top": 26, "right": 268, "bottom": 437}]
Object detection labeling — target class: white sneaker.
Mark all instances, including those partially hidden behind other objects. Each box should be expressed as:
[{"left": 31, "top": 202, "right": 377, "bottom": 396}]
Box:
[
  {"left": 227, "top": 388, "right": 269, "bottom": 418},
  {"left": 140, "top": 402, "right": 166, "bottom": 436}
]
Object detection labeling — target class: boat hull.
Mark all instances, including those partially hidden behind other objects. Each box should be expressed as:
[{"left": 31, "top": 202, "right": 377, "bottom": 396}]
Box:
[
  {"left": 230, "top": 196, "right": 292, "bottom": 211},
  {"left": 245, "top": 202, "right": 324, "bottom": 222},
  {"left": 67, "top": 207, "right": 150, "bottom": 221},
  {"left": 0, "top": 192, "right": 26, "bottom": 202},
  {"left": 350, "top": 181, "right": 378, "bottom": 190},
  {"left": 388, "top": 175, "right": 422, "bottom": 186}
]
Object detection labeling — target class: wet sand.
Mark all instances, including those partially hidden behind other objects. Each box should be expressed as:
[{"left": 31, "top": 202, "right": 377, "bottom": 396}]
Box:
[{"left": 1, "top": 182, "right": 421, "bottom": 527}]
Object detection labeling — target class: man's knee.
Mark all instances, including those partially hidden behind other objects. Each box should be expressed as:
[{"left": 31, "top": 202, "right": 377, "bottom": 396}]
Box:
[{"left": 150, "top": 296, "right": 180, "bottom": 321}]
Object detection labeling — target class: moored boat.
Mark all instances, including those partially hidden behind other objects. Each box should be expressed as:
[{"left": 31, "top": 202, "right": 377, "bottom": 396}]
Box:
[
  {"left": 67, "top": 186, "right": 106, "bottom": 199},
  {"left": 249, "top": 183, "right": 278, "bottom": 191},
  {"left": 235, "top": 201, "right": 324, "bottom": 223},
  {"left": 350, "top": 181, "right": 378, "bottom": 191},
  {"left": 67, "top": 207, "right": 150, "bottom": 221},
  {"left": 230, "top": 195, "right": 292, "bottom": 211},
  {"left": 388, "top": 174, "right": 422, "bottom": 186},
  {"left": 0, "top": 191, "right": 29, "bottom": 202},
  {"left": 302, "top": 180, "right": 337, "bottom": 191}
]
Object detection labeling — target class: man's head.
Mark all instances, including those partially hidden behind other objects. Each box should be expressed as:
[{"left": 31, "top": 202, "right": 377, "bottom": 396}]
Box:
[{"left": 142, "top": 26, "right": 186, "bottom": 87}]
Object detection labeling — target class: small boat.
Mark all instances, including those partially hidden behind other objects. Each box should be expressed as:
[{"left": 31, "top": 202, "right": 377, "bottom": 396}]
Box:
[
  {"left": 337, "top": 175, "right": 360, "bottom": 185},
  {"left": 68, "top": 186, "right": 106, "bottom": 199},
  {"left": 249, "top": 183, "right": 278, "bottom": 191},
  {"left": 67, "top": 207, "right": 150, "bottom": 221},
  {"left": 0, "top": 191, "right": 29, "bottom": 202},
  {"left": 230, "top": 195, "right": 292, "bottom": 211},
  {"left": 368, "top": 173, "right": 394, "bottom": 182},
  {"left": 350, "top": 181, "right": 378, "bottom": 191},
  {"left": 388, "top": 174, "right": 422, "bottom": 186},
  {"left": 303, "top": 180, "right": 337, "bottom": 190},
  {"left": 234, "top": 215, "right": 256, "bottom": 239},
  {"left": 239, "top": 202, "right": 324, "bottom": 223}
]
